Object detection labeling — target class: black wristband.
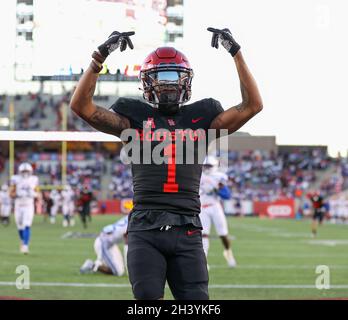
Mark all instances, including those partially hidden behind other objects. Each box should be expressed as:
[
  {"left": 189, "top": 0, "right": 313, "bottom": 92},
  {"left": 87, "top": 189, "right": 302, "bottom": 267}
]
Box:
[
  {"left": 229, "top": 43, "right": 241, "bottom": 57},
  {"left": 92, "top": 51, "right": 106, "bottom": 64},
  {"left": 89, "top": 60, "right": 103, "bottom": 73}
]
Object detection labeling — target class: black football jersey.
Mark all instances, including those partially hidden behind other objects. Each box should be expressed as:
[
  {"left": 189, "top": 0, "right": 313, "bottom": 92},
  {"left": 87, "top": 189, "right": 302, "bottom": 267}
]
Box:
[
  {"left": 310, "top": 195, "right": 324, "bottom": 209},
  {"left": 111, "top": 97, "right": 224, "bottom": 215}
]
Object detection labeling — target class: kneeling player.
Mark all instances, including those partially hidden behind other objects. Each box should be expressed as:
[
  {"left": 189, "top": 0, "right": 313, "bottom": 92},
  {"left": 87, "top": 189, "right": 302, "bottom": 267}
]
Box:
[
  {"left": 10, "top": 163, "right": 39, "bottom": 254},
  {"left": 200, "top": 156, "right": 237, "bottom": 268},
  {"left": 0, "top": 184, "right": 12, "bottom": 226},
  {"left": 80, "top": 215, "right": 128, "bottom": 276}
]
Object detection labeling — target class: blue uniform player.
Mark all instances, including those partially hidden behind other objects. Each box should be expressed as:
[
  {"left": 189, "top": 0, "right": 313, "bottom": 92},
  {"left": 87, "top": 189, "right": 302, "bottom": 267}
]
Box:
[{"left": 80, "top": 215, "right": 128, "bottom": 276}]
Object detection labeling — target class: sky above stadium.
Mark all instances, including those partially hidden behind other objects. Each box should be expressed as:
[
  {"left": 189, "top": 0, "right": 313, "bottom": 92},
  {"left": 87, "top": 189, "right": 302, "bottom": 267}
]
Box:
[
  {"left": 183, "top": 0, "right": 348, "bottom": 157},
  {"left": 0, "top": 0, "right": 347, "bottom": 157}
]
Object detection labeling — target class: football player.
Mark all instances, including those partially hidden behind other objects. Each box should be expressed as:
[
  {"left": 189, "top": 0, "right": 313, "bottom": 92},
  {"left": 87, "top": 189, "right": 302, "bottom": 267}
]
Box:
[
  {"left": 70, "top": 28, "right": 262, "bottom": 299},
  {"left": 10, "top": 163, "right": 39, "bottom": 254},
  {"left": 200, "top": 156, "right": 237, "bottom": 268},
  {"left": 77, "top": 185, "right": 93, "bottom": 229},
  {"left": 308, "top": 190, "right": 327, "bottom": 237},
  {"left": 61, "top": 185, "right": 75, "bottom": 227},
  {"left": 336, "top": 194, "right": 348, "bottom": 224},
  {"left": 49, "top": 189, "right": 61, "bottom": 224},
  {"left": 0, "top": 184, "right": 11, "bottom": 226},
  {"left": 80, "top": 215, "right": 128, "bottom": 276}
]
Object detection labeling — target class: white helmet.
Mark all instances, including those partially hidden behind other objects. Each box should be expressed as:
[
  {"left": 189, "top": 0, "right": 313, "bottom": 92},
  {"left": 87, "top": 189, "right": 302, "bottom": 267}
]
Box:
[
  {"left": 64, "top": 185, "right": 72, "bottom": 191},
  {"left": 1, "top": 184, "right": 8, "bottom": 192},
  {"left": 203, "top": 155, "right": 219, "bottom": 174},
  {"left": 18, "top": 162, "right": 33, "bottom": 177}
]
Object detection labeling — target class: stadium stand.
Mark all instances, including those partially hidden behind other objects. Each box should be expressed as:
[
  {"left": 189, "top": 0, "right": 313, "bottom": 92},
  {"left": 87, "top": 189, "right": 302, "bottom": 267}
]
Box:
[
  {"left": 0, "top": 92, "right": 139, "bottom": 131},
  {"left": 1, "top": 93, "right": 347, "bottom": 215}
]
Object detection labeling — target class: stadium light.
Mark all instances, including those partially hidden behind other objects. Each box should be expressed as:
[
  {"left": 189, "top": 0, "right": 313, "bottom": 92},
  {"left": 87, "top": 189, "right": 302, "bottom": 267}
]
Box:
[{"left": 0, "top": 117, "right": 10, "bottom": 127}]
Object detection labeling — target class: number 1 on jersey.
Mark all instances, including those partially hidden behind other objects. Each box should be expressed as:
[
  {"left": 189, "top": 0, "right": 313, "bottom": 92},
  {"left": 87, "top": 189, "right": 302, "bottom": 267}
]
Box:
[{"left": 163, "top": 143, "right": 179, "bottom": 193}]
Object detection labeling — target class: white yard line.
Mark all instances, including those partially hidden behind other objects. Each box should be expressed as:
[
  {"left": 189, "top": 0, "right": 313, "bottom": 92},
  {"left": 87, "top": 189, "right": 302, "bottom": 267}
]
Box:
[
  {"left": 207, "top": 252, "right": 348, "bottom": 258},
  {"left": 209, "top": 264, "right": 348, "bottom": 269},
  {"left": 0, "top": 282, "right": 348, "bottom": 289}
]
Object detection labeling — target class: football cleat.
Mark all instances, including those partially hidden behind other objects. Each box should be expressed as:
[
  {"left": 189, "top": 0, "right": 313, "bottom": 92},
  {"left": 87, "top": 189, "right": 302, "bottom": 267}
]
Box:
[
  {"left": 21, "top": 245, "right": 29, "bottom": 255},
  {"left": 80, "top": 259, "right": 95, "bottom": 274},
  {"left": 223, "top": 249, "right": 237, "bottom": 268}
]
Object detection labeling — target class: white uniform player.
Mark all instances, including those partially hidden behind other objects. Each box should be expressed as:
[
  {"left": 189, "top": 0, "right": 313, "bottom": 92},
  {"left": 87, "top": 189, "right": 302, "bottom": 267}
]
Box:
[
  {"left": 338, "top": 195, "right": 348, "bottom": 223},
  {"left": 10, "top": 163, "right": 39, "bottom": 254},
  {"left": 0, "top": 184, "right": 12, "bottom": 225},
  {"left": 49, "top": 189, "right": 61, "bottom": 224},
  {"left": 344, "top": 197, "right": 348, "bottom": 223},
  {"left": 200, "top": 156, "right": 236, "bottom": 268},
  {"left": 61, "top": 185, "right": 75, "bottom": 227},
  {"left": 329, "top": 197, "right": 339, "bottom": 223},
  {"left": 80, "top": 215, "right": 128, "bottom": 276}
]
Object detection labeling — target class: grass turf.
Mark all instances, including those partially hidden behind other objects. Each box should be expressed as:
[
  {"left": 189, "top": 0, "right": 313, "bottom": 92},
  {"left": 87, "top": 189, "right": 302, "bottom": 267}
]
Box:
[{"left": 0, "top": 214, "right": 348, "bottom": 300}]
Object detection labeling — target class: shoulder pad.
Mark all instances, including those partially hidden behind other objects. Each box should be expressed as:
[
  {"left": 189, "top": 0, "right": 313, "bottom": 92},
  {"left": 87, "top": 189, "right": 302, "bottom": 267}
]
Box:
[{"left": 110, "top": 97, "right": 150, "bottom": 128}]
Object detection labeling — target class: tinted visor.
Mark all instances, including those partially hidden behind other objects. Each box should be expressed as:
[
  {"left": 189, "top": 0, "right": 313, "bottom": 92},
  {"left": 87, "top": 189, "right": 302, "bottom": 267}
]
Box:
[{"left": 144, "top": 70, "right": 191, "bottom": 87}]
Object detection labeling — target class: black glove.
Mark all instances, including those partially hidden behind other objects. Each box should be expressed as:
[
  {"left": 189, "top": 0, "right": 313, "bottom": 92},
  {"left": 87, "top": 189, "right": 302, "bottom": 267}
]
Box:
[
  {"left": 207, "top": 27, "right": 240, "bottom": 57},
  {"left": 97, "top": 31, "right": 135, "bottom": 58}
]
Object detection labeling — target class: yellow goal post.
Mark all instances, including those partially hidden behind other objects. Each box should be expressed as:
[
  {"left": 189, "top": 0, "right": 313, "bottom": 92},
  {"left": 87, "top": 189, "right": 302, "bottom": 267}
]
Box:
[{"left": 0, "top": 130, "right": 120, "bottom": 190}]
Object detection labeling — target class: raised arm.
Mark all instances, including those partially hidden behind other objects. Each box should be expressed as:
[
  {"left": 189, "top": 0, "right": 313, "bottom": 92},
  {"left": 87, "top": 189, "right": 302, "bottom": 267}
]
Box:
[
  {"left": 207, "top": 28, "right": 263, "bottom": 134},
  {"left": 70, "top": 31, "right": 135, "bottom": 137}
]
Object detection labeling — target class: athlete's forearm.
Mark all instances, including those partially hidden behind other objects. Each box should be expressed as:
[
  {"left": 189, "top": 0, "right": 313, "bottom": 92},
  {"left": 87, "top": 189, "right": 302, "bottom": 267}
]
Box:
[
  {"left": 70, "top": 66, "right": 130, "bottom": 136},
  {"left": 233, "top": 51, "right": 263, "bottom": 113},
  {"left": 210, "top": 52, "right": 263, "bottom": 133},
  {"left": 10, "top": 186, "right": 16, "bottom": 199},
  {"left": 70, "top": 67, "right": 99, "bottom": 119},
  {"left": 70, "top": 30, "right": 134, "bottom": 120}
]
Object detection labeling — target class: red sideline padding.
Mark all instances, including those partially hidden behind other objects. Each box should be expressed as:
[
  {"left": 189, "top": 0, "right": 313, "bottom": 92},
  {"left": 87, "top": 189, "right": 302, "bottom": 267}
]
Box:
[
  {"left": 98, "top": 200, "right": 121, "bottom": 214},
  {"left": 253, "top": 198, "right": 295, "bottom": 218}
]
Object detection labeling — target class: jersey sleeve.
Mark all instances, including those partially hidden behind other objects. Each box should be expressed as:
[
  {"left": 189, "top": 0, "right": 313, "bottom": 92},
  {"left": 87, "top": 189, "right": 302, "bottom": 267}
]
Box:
[
  {"left": 102, "top": 224, "right": 114, "bottom": 234},
  {"left": 110, "top": 97, "right": 144, "bottom": 129},
  {"left": 207, "top": 98, "right": 224, "bottom": 127},
  {"left": 10, "top": 175, "right": 18, "bottom": 186}
]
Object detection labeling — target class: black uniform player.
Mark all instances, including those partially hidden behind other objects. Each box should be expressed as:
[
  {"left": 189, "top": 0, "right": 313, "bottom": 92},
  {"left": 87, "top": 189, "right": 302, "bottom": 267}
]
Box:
[
  {"left": 70, "top": 28, "right": 263, "bottom": 299},
  {"left": 42, "top": 190, "right": 53, "bottom": 223},
  {"left": 78, "top": 186, "right": 93, "bottom": 229},
  {"left": 308, "top": 191, "right": 327, "bottom": 237}
]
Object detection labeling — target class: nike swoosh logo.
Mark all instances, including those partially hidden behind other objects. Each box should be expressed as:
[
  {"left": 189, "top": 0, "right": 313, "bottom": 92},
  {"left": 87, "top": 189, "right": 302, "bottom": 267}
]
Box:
[
  {"left": 186, "top": 229, "right": 201, "bottom": 236},
  {"left": 192, "top": 117, "right": 204, "bottom": 123}
]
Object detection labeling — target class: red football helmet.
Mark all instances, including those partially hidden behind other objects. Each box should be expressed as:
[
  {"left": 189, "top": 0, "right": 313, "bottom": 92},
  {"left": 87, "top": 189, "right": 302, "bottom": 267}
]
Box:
[{"left": 139, "top": 47, "right": 194, "bottom": 108}]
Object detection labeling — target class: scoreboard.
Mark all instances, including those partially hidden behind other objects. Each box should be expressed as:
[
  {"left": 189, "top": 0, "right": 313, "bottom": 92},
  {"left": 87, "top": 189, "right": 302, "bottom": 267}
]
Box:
[{"left": 32, "top": 0, "right": 167, "bottom": 76}]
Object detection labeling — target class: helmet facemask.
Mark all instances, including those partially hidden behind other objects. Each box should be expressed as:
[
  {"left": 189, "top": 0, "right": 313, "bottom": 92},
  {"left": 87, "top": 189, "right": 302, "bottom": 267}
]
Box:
[
  {"left": 20, "top": 170, "right": 31, "bottom": 178},
  {"left": 141, "top": 66, "right": 193, "bottom": 115},
  {"left": 18, "top": 163, "right": 33, "bottom": 178}
]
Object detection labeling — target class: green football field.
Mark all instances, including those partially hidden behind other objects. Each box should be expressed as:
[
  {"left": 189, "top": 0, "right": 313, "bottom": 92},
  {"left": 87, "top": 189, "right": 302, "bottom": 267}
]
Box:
[{"left": 1, "top": 214, "right": 348, "bottom": 300}]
